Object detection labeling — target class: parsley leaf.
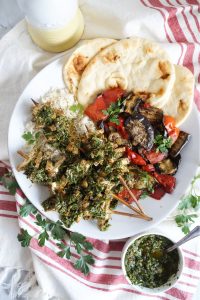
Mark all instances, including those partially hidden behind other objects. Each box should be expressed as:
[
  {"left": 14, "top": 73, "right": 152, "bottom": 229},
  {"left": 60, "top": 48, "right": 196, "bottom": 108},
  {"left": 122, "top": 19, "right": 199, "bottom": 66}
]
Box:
[
  {"left": 19, "top": 201, "right": 37, "bottom": 217},
  {"left": 38, "top": 230, "right": 49, "bottom": 246},
  {"left": 50, "top": 220, "right": 66, "bottom": 240},
  {"left": 0, "top": 172, "right": 19, "bottom": 195},
  {"left": 22, "top": 131, "right": 40, "bottom": 145},
  {"left": 57, "top": 242, "right": 71, "bottom": 259},
  {"left": 70, "top": 104, "right": 84, "bottom": 114},
  {"left": 154, "top": 135, "right": 172, "bottom": 153},
  {"left": 102, "top": 97, "right": 124, "bottom": 125},
  {"left": 17, "top": 229, "right": 32, "bottom": 247},
  {"left": 175, "top": 173, "right": 200, "bottom": 234},
  {"left": 74, "top": 255, "right": 95, "bottom": 275}
]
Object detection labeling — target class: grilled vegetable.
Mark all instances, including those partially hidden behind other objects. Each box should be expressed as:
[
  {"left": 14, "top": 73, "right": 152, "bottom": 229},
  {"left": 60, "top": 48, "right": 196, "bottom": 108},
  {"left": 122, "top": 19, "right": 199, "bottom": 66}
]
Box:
[
  {"left": 138, "top": 106, "right": 163, "bottom": 124},
  {"left": 169, "top": 131, "right": 190, "bottom": 157},
  {"left": 154, "top": 155, "right": 181, "bottom": 175},
  {"left": 153, "top": 172, "right": 176, "bottom": 193},
  {"left": 163, "top": 115, "right": 180, "bottom": 144},
  {"left": 124, "top": 113, "right": 154, "bottom": 150},
  {"left": 117, "top": 188, "right": 142, "bottom": 204},
  {"left": 141, "top": 148, "right": 167, "bottom": 164},
  {"left": 126, "top": 147, "right": 147, "bottom": 166},
  {"left": 150, "top": 184, "right": 166, "bottom": 200},
  {"left": 125, "top": 95, "right": 143, "bottom": 113}
]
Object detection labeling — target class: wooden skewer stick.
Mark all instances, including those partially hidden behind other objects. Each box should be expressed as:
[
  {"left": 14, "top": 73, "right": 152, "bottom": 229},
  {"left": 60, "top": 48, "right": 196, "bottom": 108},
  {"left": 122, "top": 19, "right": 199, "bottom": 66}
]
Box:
[
  {"left": 112, "top": 194, "right": 152, "bottom": 221},
  {"left": 119, "top": 175, "right": 144, "bottom": 214},
  {"left": 31, "top": 98, "right": 39, "bottom": 106},
  {"left": 113, "top": 210, "right": 151, "bottom": 221},
  {"left": 17, "top": 150, "right": 29, "bottom": 159}
]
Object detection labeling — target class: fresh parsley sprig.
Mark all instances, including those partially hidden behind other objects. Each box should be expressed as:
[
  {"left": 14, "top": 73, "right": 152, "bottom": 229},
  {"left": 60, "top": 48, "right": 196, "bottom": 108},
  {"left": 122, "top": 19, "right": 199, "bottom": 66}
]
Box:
[
  {"left": 0, "top": 171, "right": 19, "bottom": 195},
  {"left": 102, "top": 97, "right": 124, "bottom": 125},
  {"left": 17, "top": 199, "right": 94, "bottom": 275},
  {"left": 0, "top": 169, "right": 94, "bottom": 275},
  {"left": 154, "top": 134, "right": 173, "bottom": 153},
  {"left": 175, "top": 174, "right": 200, "bottom": 234},
  {"left": 69, "top": 103, "right": 84, "bottom": 115},
  {"left": 22, "top": 131, "right": 40, "bottom": 145}
]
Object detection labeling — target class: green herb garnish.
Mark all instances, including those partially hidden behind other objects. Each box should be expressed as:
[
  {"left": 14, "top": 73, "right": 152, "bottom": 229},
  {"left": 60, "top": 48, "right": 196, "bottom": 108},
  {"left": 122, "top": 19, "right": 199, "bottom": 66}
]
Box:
[
  {"left": 70, "top": 103, "right": 84, "bottom": 114},
  {"left": 22, "top": 131, "right": 40, "bottom": 145},
  {"left": 102, "top": 97, "right": 124, "bottom": 125},
  {"left": 17, "top": 229, "right": 32, "bottom": 247},
  {"left": 154, "top": 135, "right": 172, "bottom": 153},
  {"left": 175, "top": 174, "right": 200, "bottom": 234}
]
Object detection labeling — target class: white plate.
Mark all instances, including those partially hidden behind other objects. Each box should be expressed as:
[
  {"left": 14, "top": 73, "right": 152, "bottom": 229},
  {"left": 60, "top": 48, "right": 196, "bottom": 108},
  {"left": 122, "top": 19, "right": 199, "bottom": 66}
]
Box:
[{"left": 8, "top": 56, "right": 200, "bottom": 240}]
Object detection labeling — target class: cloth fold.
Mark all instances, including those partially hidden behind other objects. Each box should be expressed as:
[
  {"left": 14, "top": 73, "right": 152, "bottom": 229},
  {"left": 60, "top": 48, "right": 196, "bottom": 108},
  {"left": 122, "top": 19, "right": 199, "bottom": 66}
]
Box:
[{"left": 0, "top": 0, "right": 200, "bottom": 299}]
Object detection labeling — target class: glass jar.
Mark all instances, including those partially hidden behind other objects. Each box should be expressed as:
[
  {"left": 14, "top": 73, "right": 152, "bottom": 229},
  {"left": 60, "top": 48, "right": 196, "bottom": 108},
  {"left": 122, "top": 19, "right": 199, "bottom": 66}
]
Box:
[{"left": 17, "top": 0, "right": 84, "bottom": 52}]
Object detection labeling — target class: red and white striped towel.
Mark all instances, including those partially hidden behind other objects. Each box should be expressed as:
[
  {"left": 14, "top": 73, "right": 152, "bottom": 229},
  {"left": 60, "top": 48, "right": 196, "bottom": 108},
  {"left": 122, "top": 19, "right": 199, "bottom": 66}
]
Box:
[
  {"left": 0, "top": 0, "right": 200, "bottom": 299},
  {"left": 0, "top": 160, "right": 200, "bottom": 299}
]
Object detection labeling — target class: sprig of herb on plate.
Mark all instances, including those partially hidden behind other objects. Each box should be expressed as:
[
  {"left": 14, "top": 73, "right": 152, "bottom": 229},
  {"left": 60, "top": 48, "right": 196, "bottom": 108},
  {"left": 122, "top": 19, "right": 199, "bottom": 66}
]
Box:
[
  {"left": 0, "top": 171, "right": 94, "bottom": 275},
  {"left": 175, "top": 174, "right": 200, "bottom": 234},
  {"left": 102, "top": 97, "right": 124, "bottom": 125},
  {"left": 70, "top": 103, "right": 84, "bottom": 114},
  {"left": 154, "top": 134, "right": 173, "bottom": 153},
  {"left": 22, "top": 131, "right": 40, "bottom": 145}
]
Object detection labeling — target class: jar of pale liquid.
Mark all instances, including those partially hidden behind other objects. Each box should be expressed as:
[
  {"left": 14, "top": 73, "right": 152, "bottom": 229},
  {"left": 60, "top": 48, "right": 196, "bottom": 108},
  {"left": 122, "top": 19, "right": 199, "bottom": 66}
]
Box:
[{"left": 17, "top": 0, "right": 84, "bottom": 52}]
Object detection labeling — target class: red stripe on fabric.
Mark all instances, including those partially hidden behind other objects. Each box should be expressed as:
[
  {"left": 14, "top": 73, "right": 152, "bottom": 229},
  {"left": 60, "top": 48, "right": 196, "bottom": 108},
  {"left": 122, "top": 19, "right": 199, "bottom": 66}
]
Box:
[
  {"left": 183, "top": 248, "right": 200, "bottom": 259},
  {"left": 185, "top": 257, "right": 200, "bottom": 271},
  {"left": 0, "top": 167, "right": 9, "bottom": 177},
  {"left": 177, "top": 43, "right": 184, "bottom": 64},
  {"left": 189, "top": 7, "right": 200, "bottom": 33},
  {"left": 0, "top": 213, "right": 18, "bottom": 219},
  {"left": 37, "top": 255, "right": 169, "bottom": 299},
  {"left": 181, "top": 43, "right": 195, "bottom": 73},
  {"left": 0, "top": 200, "right": 16, "bottom": 212},
  {"left": 140, "top": 0, "right": 173, "bottom": 42},
  {"left": 174, "top": 0, "right": 199, "bottom": 44},
  {"left": 186, "top": 0, "right": 200, "bottom": 5},
  {"left": 0, "top": 191, "right": 13, "bottom": 195},
  {"left": 166, "top": 287, "right": 193, "bottom": 299},
  {"left": 149, "top": 0, "right": 188, "bottom": 42},
  {"left": 194, "top": 88, "right": 200, "bottom": 111},
  {"left": 182, "top": 272, "right": 200, "bottom": 280}
]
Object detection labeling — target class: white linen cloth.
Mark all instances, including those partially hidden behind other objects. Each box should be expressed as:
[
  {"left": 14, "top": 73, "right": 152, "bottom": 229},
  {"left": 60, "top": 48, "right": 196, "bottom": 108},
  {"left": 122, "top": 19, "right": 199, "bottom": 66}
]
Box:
[{"left": 0, "top": 0, "right": 200, "bottom": 299}]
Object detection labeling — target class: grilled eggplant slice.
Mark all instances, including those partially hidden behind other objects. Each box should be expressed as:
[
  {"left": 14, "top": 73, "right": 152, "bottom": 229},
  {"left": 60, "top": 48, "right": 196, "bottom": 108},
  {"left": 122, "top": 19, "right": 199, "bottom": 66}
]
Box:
[
  {"left": 155, "top": 155, "right": 181, "bottom": 175},
  {"left": 138, "top": 106, "right": 163, "bottom": 124},
  {"left": 124, "top": 113, "right": 154, "bottom": 150},
  {"left": 124, "top": 95, "right": 144, "bottom": 113},
  {"left": 169, "top": 131, "right": 190, "bottom": 157}
]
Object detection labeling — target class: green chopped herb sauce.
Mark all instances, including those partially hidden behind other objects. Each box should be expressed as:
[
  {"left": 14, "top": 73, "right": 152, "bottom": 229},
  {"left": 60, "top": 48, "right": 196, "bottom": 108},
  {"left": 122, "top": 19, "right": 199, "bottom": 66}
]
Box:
[{"left": 125, "top": 234, "right": 179, "bottom": 288}]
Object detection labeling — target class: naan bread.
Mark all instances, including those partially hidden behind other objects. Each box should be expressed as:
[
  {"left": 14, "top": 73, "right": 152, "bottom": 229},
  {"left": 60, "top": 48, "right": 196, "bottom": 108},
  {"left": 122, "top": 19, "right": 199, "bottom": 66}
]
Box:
[
  {"left": 77, "top": 37, "right": 175, "bottom": 108},
  {"left": 63, "top": 38, "right": 116, "bottom": 96},
  {"left": 162, "top": 65, "right": 194, "bottom": 126}
]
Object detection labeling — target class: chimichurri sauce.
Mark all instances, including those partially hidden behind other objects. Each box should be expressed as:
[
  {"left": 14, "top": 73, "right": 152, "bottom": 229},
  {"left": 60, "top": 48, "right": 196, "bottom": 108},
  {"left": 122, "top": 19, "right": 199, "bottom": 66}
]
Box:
[{"left": 125, "top": 235, "right": 179, "bottom": 288}]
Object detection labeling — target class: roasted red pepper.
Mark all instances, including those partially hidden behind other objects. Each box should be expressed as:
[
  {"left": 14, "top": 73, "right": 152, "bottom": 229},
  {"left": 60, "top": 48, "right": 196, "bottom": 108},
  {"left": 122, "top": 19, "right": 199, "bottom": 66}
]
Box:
[
  {"left": 163, "top": 115, "right": 180, "bottom": 144},
  {"left": 117, "top": 188, "right": 142, "bottom": 204},
  {"left": 142, "top": 164, "right": 155, "bottom": 173},
  {"left": 153, "top": 172, "right": 176, "bottom": 193},
  {"left": 108, "top": 117, "right": 129, "bottom": 139},
  {"left": 102, "top": 87, "right": 124, "bottom": 106},
  {"left": 150, "top": 184, "right": 166, "bottom": 200},
  {"left": 84, "top": 95, "right": 107, "bottom": 122},
  {"left": 84, "top": 88, "right": 124, "bottom": 122},
  {"left": 126, "top": 147, "right": 147, "bottom": 166},
  {"left": 142, "top": 149, "right": 167, "bottom": 164}
]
